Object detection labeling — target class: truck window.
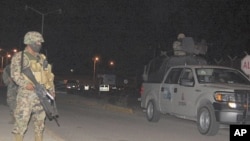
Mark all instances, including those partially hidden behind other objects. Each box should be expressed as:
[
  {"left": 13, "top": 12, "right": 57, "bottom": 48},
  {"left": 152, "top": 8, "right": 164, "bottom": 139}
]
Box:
[
  {"left": 180, "top": 68, "right": 194, "bottom": 81},
  {"left": 178, "top": 68, "right": 195, "bottom": 87},
  {"left": 196, "top": 68, "right": 250, "bottom": 85},
  {"left": 165, "top": 68, "right": 183, "bottom": 84}
]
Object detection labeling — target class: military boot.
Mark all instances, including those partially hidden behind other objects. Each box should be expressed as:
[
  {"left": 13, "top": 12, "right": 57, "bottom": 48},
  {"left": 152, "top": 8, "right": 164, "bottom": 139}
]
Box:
[
  {"left": 14, "top": 134, "right": 23, "bottom": 141},
  {"left": 35, "top": 134, "right": 43, "bottom": 141}
]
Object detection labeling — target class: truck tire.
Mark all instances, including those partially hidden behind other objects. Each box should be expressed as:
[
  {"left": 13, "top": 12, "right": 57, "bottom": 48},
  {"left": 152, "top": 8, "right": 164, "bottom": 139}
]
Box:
[
  {"left": 146, "top": 100, "right": 160, "bottom": 122},
  {"left": 197, "top": 104, "right": 219, "bottom": 136}
]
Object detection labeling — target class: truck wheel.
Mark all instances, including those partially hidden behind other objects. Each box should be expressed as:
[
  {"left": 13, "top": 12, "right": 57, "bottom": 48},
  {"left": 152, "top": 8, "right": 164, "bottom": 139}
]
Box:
[
  {"left": 146, "top": 100, "right": 160, "bottom": 122},
  {"left": 197, "top": 105, "right": 219, "bottom": 136}
]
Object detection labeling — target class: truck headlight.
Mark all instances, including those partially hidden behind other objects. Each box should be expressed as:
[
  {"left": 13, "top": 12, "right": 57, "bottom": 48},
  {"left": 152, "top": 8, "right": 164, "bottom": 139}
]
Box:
[
  {"left": 214, "top": 92, "right": 236, "bottom": 102},
  {"left": 214, "top": 92, "right": 238, "bottom": 108},
  {"left": 228, "top": 102, "right": 237, "bottom": 108}
]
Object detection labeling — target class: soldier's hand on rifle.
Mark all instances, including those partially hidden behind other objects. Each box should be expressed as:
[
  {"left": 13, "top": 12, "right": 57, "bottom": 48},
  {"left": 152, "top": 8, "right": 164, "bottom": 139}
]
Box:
[
  {"left": 26, "top": 83, "right": 35, "bottom": 90},
  {"left": 51, "top": 92, "right": 55, "bottom": 98}
]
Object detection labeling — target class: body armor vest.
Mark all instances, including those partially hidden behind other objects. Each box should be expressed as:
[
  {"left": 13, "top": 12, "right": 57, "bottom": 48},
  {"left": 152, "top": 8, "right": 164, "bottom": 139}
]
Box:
[{"left": 23, "top": 52, "right": 54, "bottom": 90}]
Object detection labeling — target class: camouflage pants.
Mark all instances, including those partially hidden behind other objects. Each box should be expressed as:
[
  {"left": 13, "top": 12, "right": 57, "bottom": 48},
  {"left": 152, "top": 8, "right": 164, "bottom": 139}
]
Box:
[
  {"left": 12, "top": 91, "right": 46, "bottom": 136},
  {"left": 6, "top": 87, "right": 17, "bottom": 117}
]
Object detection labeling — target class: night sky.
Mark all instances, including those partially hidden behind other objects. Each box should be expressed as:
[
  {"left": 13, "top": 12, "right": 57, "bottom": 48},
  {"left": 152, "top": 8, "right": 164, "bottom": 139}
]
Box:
[{"left": 1, "top": 0, "right": 250, "bottom": 76}]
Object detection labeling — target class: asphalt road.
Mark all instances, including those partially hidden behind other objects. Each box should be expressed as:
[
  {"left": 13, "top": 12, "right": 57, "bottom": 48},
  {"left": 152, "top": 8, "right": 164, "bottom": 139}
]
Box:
[
  {"left": 47, "top": 93, "right": 229, "bottom": 141},
  {"left": 0, "top": 86, "right": 230, "bottom": 141}
]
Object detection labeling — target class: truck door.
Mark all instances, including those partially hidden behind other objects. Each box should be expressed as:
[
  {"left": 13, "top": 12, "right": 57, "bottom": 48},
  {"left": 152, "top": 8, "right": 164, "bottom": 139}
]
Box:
[
  {"left": 174, "top": 68, "right": 196, "bottom": 117},
  {"left": 159, "top": 68, "right": 183, "bottom": 113}
]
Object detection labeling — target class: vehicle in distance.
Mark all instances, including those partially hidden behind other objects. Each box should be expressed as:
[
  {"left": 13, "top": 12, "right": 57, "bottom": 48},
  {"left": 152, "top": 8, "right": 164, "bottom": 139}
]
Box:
[
  {"left": 66, "top": 80, "right": 82, "bottom": 94},
  {"left": 140, "top": 65, "right": 250, "bottom": 136},
  {"left": 99, "top": 84, "right": 110, "bottom": 92}
]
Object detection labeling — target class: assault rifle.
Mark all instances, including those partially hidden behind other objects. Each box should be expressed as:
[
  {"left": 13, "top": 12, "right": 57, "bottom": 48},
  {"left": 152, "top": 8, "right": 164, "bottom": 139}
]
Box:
[{"left": 22, "top": 68, "right": 60, "bottom": 126}]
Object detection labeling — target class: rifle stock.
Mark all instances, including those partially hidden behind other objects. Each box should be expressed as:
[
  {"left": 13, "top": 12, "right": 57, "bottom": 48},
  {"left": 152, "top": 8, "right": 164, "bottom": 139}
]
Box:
[{"left": 35, "top": 84, "right": 60, "bottom": 126}]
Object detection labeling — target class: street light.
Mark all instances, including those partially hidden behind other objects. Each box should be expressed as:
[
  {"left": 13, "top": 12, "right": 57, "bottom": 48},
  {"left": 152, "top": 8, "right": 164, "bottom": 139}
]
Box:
[
  {"left": 25, "top": 5, "right": 62, "bottom": 57},
  {"left": 25, "top": 5, "right": 62, "bottom": 35},
  {"left": 0, "top": 49, "right": 6, "bottom": 70},
  {"left": 93, "top": 56, "right": 99, "bottom": 82},
  {"left": 109, "top": 61, "right": 114, "bottom": 66},
  {"left": 1, "top": 56, "right": 3, "bottom": 71}
]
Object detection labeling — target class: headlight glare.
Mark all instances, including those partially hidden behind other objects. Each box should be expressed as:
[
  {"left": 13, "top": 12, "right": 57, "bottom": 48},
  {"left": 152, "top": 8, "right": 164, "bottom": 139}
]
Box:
[{"left": 228, "top": 102, "right": 237, "bottom": 108}]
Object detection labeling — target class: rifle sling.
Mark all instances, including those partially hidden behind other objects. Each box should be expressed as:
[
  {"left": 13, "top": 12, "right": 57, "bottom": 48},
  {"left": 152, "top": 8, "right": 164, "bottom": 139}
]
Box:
[
  {"left": 21, "top": 51, "right": 24, "bottom": 73},
  {"left": 22, "top": 67, "right": 39, "bottom": 86}
]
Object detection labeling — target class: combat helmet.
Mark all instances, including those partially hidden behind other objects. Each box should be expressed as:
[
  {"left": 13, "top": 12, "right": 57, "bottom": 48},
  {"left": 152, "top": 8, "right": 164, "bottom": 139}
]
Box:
[
  {"left": 177, "top": 33, "right": 185, "bottom": 40},
  {"left": 23, "top": 31, "right": 44, "bottom": 45}
]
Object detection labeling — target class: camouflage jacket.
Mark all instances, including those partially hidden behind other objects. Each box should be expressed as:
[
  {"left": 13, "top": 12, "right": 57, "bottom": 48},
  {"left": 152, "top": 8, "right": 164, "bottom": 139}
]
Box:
[
  {"left": 2, "top": 64, "right": 17, "bottom": 89},
  {"left": 10, "top": 49, "right": 55, "bottom": 93}
]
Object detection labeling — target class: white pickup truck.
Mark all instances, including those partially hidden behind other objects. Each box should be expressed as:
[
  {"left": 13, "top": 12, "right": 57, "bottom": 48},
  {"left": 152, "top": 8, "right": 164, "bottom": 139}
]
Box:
[{"left": 140, "top": 65, "right": 250, "bottom": 136}]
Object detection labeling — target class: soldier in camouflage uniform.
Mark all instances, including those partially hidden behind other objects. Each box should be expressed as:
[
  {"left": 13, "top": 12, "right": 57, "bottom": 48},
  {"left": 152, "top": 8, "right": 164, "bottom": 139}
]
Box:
[
  {"left": 10, "top": 31, "right": 55, "bottom": 141},
  {"left": 173, "top": 33, "right": 186, "bottom": 56},
  {"left": 2, "top": 64, "right": 18, "bottom": 124}
]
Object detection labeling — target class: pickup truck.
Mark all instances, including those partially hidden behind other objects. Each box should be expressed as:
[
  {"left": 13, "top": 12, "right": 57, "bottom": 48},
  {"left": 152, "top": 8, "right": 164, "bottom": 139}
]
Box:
[{"left": 140, "top": 65, "right": 250, "bottom": 136}]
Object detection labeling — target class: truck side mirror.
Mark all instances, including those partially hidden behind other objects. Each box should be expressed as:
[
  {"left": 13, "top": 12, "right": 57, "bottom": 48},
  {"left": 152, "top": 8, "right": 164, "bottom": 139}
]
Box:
[{"left": 180, "top": 78, "right": 194, "bottom": 87}]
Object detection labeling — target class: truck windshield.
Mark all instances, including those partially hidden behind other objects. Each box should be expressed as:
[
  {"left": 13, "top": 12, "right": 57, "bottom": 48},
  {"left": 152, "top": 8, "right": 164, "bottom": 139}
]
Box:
[{"left": 195, "top": 68, "right": 250, "bottom": 85}]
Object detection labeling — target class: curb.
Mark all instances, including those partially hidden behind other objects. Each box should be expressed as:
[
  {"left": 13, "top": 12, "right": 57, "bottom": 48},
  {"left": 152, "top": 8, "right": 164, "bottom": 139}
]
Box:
[
  {"left": 103, "top": 104, "right": 134, "bottom": 114},
  {"left": 61, "top": 94, "right": 135, "bottom": 115}
]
